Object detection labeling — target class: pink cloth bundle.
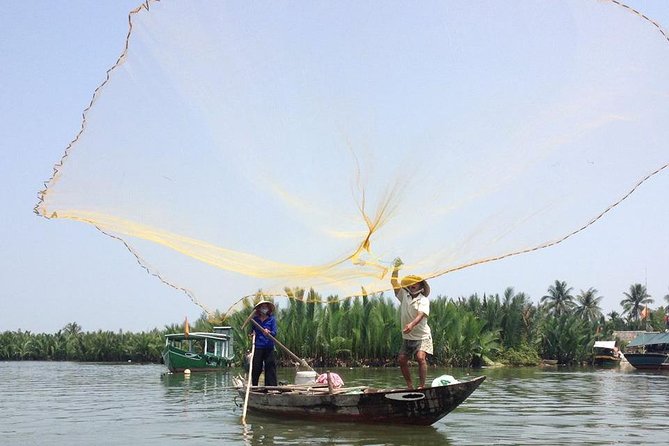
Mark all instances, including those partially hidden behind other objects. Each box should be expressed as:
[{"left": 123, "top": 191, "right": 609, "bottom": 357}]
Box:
[{"left": 316, "top": 373, "right": 344, "bottom": 388}]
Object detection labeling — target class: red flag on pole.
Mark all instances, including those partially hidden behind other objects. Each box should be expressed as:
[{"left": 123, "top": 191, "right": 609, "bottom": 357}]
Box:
[{"left": 640, "top": 305, "right": 649, "bottom": 320}]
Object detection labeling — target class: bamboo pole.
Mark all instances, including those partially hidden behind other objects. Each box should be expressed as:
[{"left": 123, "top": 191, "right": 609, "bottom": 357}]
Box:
[
  {"left": 326, "top": 371, "right": 334, "bottom": 395},
  {"left": 241, "top": 310, "right": 255, "bottom": 329},
  {"left": 241, "top": 332, "right": 255, "bottom": 424},
  {"left": 248, "top": 317, "right": 315, "bottom": 372}
]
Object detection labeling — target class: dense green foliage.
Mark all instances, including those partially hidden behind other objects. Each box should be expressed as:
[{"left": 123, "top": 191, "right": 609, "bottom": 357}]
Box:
[
  {"left": 0, "top": 322, "right": 163, "bottom": 362},
  {"left": 2, "top": 282, "right": 667, "bottom": 367}
]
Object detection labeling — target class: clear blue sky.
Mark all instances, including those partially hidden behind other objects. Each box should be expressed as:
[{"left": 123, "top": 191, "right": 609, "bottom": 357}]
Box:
[{"left": 1, "top": 0, "right": 667, "bottom": 333}]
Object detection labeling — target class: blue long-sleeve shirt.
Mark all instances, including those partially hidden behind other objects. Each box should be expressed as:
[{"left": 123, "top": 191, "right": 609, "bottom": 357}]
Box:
[{"left": 251, "top": 315, "right": 277, "bottom": 349}]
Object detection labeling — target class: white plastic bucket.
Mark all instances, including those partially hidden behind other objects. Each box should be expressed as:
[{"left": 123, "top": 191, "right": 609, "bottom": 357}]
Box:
[
  {"left": 295, "top": 370, "right": 317, "bottom": 385},
  {"left": 431, "top": 374, "right": 459, "bottom": 387}
]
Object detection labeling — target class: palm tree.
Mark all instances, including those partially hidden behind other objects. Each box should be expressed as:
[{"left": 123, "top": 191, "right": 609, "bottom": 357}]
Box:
[
  {"left": 574, "top": 288, "right": 603, "bottom": 323},
  {"left": 63, "top": 322, "right": 82, "bottom": 360},
  {"left": 541, "top": 280, "right": 575, "bottom": 317},
  {"left": 620, "top": 283, "right": 653, "bottom": 326},
  {"left": 538, "top": 314, "right": 593, "bottom": 365},
  {"left": 129, "top": 330, "right": 163, "bottom": 362},
  {"left": 500, "top": 288, "right": 529, "bottom": 349},
  {"left": 63, "top": 322, "right": 82, "bottom": 337},
  {"left": 604, "top": 311, "right": 625, "bottom": 331}
]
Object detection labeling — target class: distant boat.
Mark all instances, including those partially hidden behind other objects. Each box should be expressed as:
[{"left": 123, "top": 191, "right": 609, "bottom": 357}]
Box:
[
  {"left": 624, "top": 332, "right": 669, "bottom": 371},
  {"left": 234, "top": 375, "right": 486, "bottom": 426},
  {"left": 541, "top": 359, "right": 558, "bottom": 366},
  {"left": 162, "top": 326, "right": 235, "bottom": 373},
  {"left": 592, "top": 340, "right": 621, "bottom": 366}
]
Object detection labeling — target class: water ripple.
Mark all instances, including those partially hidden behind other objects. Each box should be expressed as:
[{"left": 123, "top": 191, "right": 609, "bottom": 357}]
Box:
[{"left": 1, "top": 362, "right": 668, "bottom": 445}]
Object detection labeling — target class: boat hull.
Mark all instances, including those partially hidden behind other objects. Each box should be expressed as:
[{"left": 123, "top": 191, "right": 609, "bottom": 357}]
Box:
[
  {"left": 238, "top": 375, "right": 485, "bottom": 426},
  {"left": 593, "top": 355, "right": 621, "bottom": 367},
  {"left": 162, "top": 345, "right": 230, "bottom": 372},
  {"left": 624, "top": 352, "right": 669, "bottom": 370}
]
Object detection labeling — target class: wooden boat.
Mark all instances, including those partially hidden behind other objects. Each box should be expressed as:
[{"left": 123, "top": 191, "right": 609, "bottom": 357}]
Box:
[
  {"left": 592, "top": 340, "right": 621, "bottom": 366},
  {"left": 624, "top": 332, "right": 669, "bottom": 371},
  {"left": 234, "top": 375, "right": 485, "bottom": 426},
  {"left": 541, "top": 359, "right": 558, "bottom": 366},
  {"left": 624, "top": 352, "right": 669, "bottom": 370},
  {"left": 162, "top": 326, "right": 234, "bottom": 373}
]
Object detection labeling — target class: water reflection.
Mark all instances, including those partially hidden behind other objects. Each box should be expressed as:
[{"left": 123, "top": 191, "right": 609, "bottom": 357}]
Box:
[
  {"left": 3, "top": 362, "right": 668, "bottom": 445},
  {"left": 160, "top": 368, "right": 454, "bottom": 445},
  {"left": 445, "top": 366, "right": 669, "bottom": 445},
  {"left": 160, "top": 370, "right": 235, "bottom": 391},
  {"left": 239, "top": 417, "right": 451, "bottom": 446}
]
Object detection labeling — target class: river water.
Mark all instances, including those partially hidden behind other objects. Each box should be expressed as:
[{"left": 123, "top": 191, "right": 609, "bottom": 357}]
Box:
[{"left": 1, "top": 361, "right": 667, "bottom": 445}]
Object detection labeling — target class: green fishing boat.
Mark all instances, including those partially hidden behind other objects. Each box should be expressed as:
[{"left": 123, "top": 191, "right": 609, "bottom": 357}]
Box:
[{"left": 162, "top": 326, "right": 234, "bottom": 373}]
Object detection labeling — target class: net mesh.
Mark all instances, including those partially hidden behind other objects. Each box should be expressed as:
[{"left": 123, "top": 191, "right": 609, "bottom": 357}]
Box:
[{"left": 36, "top": 0, "right": 669, "bottom": 318}]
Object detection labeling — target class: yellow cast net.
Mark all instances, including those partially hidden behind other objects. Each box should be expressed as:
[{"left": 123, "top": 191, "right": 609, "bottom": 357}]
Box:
[{"left": 36, "top": 0, "right": 669, "bottom": 317}]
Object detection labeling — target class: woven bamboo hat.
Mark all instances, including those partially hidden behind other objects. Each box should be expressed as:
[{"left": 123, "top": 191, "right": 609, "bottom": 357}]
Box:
[
  {"left": 400, "top": 275, "right": 430, "bottom": 297},
  {"left": 254, "top": 300, "right": 275, "bottom": 314}
]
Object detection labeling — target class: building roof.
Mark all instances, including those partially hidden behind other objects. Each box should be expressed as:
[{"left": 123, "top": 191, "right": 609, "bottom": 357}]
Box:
[
  {"left": 627, "top": 332, "right": 669, "bottom": 347},
  {"left": 612, "top": 330, "right": 648, "bottom": 343}
]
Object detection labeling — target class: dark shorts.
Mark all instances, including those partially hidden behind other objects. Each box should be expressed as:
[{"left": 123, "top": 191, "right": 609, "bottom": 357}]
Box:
[{"left": 399, "top": 337, "right": 433, "bottom": 357}]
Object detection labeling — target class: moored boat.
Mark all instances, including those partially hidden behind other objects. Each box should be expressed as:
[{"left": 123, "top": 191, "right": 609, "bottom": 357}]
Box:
[
  {"left": 234, "top": 375, "right": 485, "bottom": 426},
  {"left": 592, "top": 340, "right": 621, "bottom": 366},
  {"left": 624, "top": 332, "right": 669, "bottom": 371},
  {"left": 162, "top": 326, "right": 235, "bottom": 373},
  {"left": 624, "top": 352, "right": 669, "bottom": 370}
]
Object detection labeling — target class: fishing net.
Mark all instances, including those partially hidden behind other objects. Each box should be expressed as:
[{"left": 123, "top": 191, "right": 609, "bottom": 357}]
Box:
[{"left": 36, "top": 0, "right": 669, "bottom": 318}]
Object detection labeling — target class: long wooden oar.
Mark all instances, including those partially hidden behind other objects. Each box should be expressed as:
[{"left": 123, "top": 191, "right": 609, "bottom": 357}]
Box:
[
  {"left": 241, "top": 332, "right": 255, "bottom": 424},
  {"left": 248, "top": 317, "right": 315, "bottom": 372}
]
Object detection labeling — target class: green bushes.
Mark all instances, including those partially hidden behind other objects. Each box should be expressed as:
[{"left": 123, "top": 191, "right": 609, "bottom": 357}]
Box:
[
  {"left": 4, "top": 280, "right": 665, "bottom": 366},
  {"left": 497, "top": 344, "right": 541, "bottom": 366},
  {"left": 0, "top": 326, "right": 163, "bottom": 362}
]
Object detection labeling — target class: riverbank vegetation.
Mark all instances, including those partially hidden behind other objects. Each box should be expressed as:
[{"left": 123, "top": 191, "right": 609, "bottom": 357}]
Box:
[{"left": 3, "top": 281, "right": 667, "bottom": 367}]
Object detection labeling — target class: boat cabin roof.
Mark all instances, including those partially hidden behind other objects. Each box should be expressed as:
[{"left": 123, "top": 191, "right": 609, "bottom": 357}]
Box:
[
  {"left": 593, "top": 341, "right": 617, "bottom": 349},
  {"left": 165, "top": 332, "right": 230, "bottom": 341},
  {"left": 627, "top": 332, "right": 669, "bottom": 347}
]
